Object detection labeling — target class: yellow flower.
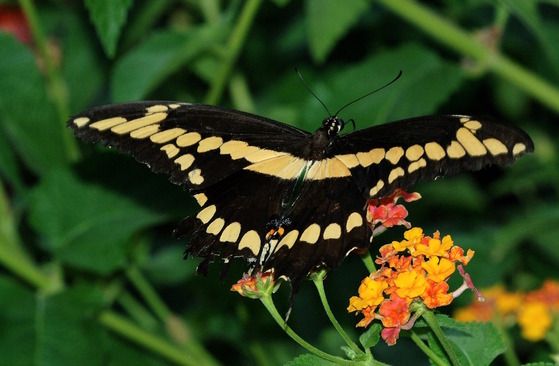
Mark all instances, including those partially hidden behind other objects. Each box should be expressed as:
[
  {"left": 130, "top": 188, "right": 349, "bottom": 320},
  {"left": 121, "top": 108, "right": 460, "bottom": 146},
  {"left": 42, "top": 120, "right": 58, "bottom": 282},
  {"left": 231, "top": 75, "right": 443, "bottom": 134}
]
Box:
[
  {"left": 394, "top": 269, "right": 428, "bottom": 299},
  {"left": 348, "top": 277, "right": 388, "bottom": 312},
  {"left": 518, "top": 301, "right": 552, "bottom": 341},
  {"left": 393, "top": 227, "right": 423, "bottom": 252},
  {"left": 422, "top": 257, "right": 455, "bottom": 283}
]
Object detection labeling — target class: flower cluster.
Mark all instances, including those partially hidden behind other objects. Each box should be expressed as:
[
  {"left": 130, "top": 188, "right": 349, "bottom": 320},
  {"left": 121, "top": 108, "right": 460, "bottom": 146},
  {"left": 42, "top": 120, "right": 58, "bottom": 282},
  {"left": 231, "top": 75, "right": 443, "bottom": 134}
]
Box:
[
  {"left": 230, "top": 270, "right": 275, "bottom": 299},
  {"left": 455, "top": 280, "right": 559, "bottom": 341},
  {"left": 348, "top": 227, "right": 477, "bottom": 345}
]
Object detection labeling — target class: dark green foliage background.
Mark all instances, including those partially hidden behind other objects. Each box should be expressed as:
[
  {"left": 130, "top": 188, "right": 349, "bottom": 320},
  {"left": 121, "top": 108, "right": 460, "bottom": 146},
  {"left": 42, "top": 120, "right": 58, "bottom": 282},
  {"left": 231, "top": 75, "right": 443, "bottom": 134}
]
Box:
[{"left": 0, "top": 0, "right": 557, "bottom": 365}]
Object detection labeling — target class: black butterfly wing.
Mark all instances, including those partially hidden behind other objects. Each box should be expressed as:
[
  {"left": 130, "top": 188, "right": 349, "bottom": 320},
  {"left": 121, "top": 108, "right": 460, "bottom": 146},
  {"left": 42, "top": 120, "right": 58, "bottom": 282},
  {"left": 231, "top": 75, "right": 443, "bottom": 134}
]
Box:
[
  {"left": 70, "top": 102, "right": 357, "bottom": 284},
  {"left": 332, "top": 115, "right": 534, "bottom": 199}
]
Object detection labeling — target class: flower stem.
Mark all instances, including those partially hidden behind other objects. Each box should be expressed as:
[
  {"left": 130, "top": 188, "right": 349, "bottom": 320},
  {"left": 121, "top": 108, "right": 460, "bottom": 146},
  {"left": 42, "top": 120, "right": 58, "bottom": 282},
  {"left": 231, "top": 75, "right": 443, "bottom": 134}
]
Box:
[
  {"left": 0, "top": 183, "right": 51, "bottom": 290},
  {"left": 376, "top": 0, "right": 559, "bottom": 114},
  {"left": 421, "top": 310, "right": 460, "bottom": 366},
  {"left": 205, "top": 0, "right": 262, "bottom": 105},
  {"left": 98, "top": 311, "right": 208, "bottom": 366},
  {"left": 360, "top": 251, "right": 377, "bottom": 273},
  {"left": 409, "top": 331, "right": 448, "bottom": 366},
  {"left": 259, "top": 295, "right": 358, "bottom": 365},
  {"left": 312, "top": 275, "right": 363, "bottom": 356}
]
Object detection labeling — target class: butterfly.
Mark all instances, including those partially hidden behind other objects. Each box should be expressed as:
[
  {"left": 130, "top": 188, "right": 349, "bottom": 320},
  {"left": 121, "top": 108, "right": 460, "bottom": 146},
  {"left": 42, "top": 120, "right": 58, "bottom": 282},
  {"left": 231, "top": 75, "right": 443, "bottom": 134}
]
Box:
[{"left": 68, "top": 101, "right": 534, "bottom": 293}]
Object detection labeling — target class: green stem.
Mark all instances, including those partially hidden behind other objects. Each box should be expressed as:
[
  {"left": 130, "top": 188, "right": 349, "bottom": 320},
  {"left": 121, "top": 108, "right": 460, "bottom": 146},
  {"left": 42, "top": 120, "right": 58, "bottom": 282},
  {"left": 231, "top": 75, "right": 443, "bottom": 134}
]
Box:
[
  {"left": 421, "top": 310, "right": 460, "bottom": 366},
  {"left": 205, "top": 0, "right": 262, "bottom": 105},
  {"left": 492, "top": 314, "right": 521, "bottom": 366},
  {"left": 409, "top": 331, "right": 448, "bottom": 366},
  {"left": 126, "top": 266, "right": 171, "bottom": 321},
  {"left": 259, "top": 295, "right": 358, "bottom": 365},
  {"left": 125, "top": 266, "right": 219, "bottom": 365},
  {"left": 376, "top": 0, "right": 559, "bottom": 114},
  {"left": 98, "top": 311, "right": 207, "bottom": 366},
  {"left": 18, "top": 0, "right": 80, "bottom": 161},
  {"left": 312, "top": 274, "right": 363, "bottom": 356},
  {"left": 117, "top": 291, "right": 160, "bottom": 331},
  {"left": 360, "top": 251, "right": 377, "bottom": 273},
  {"left": 0, "top": 184, "right": 50, "bottom": 290}
]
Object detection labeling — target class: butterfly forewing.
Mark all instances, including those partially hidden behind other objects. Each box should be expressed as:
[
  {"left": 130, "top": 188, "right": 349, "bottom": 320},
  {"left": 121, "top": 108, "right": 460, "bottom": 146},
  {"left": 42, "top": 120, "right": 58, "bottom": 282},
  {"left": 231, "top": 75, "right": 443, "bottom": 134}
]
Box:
[{"left": 68, "top": 101, "right": 533, "bottom": 291}]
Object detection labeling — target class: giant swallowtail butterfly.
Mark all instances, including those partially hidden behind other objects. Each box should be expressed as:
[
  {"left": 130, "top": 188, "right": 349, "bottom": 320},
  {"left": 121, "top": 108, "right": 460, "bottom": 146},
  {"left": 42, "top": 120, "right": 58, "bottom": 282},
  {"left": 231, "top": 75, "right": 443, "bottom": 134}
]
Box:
[{"left": 68, "top": 101, "right": 533, "bottom": 292}]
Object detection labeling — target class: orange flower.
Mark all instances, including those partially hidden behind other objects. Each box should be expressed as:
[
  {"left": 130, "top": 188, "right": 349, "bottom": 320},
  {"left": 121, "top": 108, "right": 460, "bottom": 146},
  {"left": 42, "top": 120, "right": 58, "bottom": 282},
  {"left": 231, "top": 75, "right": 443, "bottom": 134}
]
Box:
[
  {"left": 394, "top": 269, "right": 428, "bottom": 299},
  {"left": 422, "top": 281, "right": 453, "bottom": 308},
  {"left": 379, "top": 293, "right": 411, "bottom": 328}
]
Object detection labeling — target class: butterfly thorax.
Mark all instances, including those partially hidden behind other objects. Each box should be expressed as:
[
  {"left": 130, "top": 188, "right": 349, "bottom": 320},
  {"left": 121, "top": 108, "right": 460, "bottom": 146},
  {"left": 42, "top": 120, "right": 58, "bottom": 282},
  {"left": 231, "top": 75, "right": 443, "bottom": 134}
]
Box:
[{"left": 303, "top": 116, "right": 345, "bottom": 160}]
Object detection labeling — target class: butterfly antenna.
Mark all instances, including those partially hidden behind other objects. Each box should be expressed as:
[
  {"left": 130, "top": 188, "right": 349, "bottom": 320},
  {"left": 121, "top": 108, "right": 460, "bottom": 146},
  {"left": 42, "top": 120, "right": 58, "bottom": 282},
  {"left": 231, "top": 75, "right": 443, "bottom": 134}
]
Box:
[
  {"left": 295, "top": 68, "right": 333, "bottom": 117},
  {"left": 334, "top": 70, "right": 403, "bottom": 116}
]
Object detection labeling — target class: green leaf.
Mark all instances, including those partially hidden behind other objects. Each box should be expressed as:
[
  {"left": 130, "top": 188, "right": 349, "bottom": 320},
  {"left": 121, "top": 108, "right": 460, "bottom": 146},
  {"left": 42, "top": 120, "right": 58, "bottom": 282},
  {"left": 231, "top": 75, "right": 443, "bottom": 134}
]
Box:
[
  {"left": 428, "top": 315, "right": 506, "bottom": 366},
  {"left": 111, "top": 25, "right": 225, "bottom": 102},
  {"left": 84, "top": 0, "right": 133, "bottom": 58},
  {"left": 305, "top": 0, "right": 369, "bottom": 62},
  {"left": 0, "top": 276, "right": 35, "bottom": 366},
  {"left": 359, "top": 322, "right": 381, "bottom": 348},
  {"left": 36, "top": 284, "right": 108, "bottom": 365},
  {"left": 28, "top": 168, "right": 166, "bottom": 274},
  {"left": 0, "top": 123, "right": 22, "bottom": 190},
  {"left": 142, "top": 244, "right": 197, "bottom": 286},
  {"left": 0, "top": 32, "right": 68, "bottom": 176}
]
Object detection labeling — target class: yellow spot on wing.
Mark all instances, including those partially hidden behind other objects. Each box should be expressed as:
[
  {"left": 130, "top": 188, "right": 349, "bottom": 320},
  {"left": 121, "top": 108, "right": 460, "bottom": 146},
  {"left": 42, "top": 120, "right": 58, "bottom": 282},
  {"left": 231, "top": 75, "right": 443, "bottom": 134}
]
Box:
[
  {"left": 150, "top": 128, "right": 186, "bottom": 143},
  {"left": 206, "top": 218, "right": 225, "bottom": 235},
  {"left": 196, "top": 205, "right": 216, "bottom": 224},
  {"left": 111, "top": 112, "right": 168, "bottom": 135},
  {"left": 168, "top": 103, "right": 181, "bottom": 109},
  {"left": 335, "top": 154, "right": 360, "bottom": 168},
  {"left": 446, "top": 141, "right": 466, "bottom": 158},
  {"left": 161, "top": 144, "right": 179, "bottom": 158},
  {"left": 456, "top": 127, "right": 487, "bottom": 156},
  {"left": 463, "top": 120, "right": 482, "bottom": 131},
  {"left": 176, "top": 132, "right": 202, "bottom": 147},
  {"left": 90, "top": 116, "right": 127, "bottom": 131},
  {"left": 244, "top": 148, "right": 286, "bottom": 163},
  {"left": 388, "top": 167, "right": 405, "bottom": 183},
  {"left": 369, "top": 180, "right": 385, "bottom": 197},
  {"left": 406, "top": 144, "right": 424, "bottom": 161},
  {"left": 385, "top": 147, "right": 404, "bottom": 164},
  {"left": 73, "top": 117, "right": 90, "bottom": 128},
  {"left": 482, "top": 138, "right": 508, "bottom": 156},
  {"left": 130, "top": 124, "right": 160, "bottom": 139},
  {"left": 425, "top": 142, "right": 446, "bottom": 161},
  {"left": 245, "top": 155, "right": 306, "bottom": 180},
  {"left": 146, "top": 104, "right": 169, "bottom": 113},
  {"left": 174, "top": 154, "right": 194, "bottom": 170},
  {"left": 198, "top": 136, "right": 223, "bottom": 153},
  {"left": 323, "top": 223, "right": 342, "bottom": 240},
  {"left": 238, "top": 230, "right": 261, "bottom": 254},
  {"left": 193, "top": 193, "right": 208, "bottom": 206},
  {"left": 513, "top": 143, "right": 526, "bottom": 155},
  {"left": 300, "top": 224, "right": 321, "bottom": 244},
  {"left": 188, "top": 169, "right": 204, "bottom": 185},
  {"left": 220, "top": 222, "right": 242, "bottom": 243},
  {"left": 277, "top": 230, "right": 299, "bottom": 250},
  {"left": 408, "top": 158, "right": 427, "bottom": 173},
  {"left": 346, "top": 212, "right": 363, "bottom": 233}
]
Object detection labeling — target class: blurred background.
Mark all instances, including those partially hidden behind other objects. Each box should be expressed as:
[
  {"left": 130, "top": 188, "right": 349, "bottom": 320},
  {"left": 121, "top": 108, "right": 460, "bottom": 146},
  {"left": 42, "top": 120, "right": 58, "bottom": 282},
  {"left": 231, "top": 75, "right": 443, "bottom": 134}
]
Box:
[{"left": 0, "top": 0, "right": 557, "bottom": 365}]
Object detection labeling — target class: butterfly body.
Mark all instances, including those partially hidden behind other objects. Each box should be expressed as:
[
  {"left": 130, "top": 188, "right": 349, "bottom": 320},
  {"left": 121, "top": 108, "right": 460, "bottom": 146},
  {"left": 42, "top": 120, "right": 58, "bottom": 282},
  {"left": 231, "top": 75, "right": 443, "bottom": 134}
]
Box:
[{"left": 68, "top": 101, "right": 533, "bottom": 288}]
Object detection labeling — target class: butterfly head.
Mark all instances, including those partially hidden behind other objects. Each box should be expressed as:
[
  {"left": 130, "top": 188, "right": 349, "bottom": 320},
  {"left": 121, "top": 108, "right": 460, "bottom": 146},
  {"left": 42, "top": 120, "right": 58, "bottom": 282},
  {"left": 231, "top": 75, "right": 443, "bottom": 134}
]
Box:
[{"left": 322, "top": 116, "right": 345, "bottom": 137}]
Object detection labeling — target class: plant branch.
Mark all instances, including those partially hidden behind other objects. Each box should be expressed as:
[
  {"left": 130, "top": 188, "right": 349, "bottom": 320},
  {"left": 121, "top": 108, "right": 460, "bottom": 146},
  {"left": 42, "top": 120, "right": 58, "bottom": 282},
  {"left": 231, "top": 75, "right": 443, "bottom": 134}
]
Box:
[{"left": 376, "top": 0, "right": 559, "bottom": 114}]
